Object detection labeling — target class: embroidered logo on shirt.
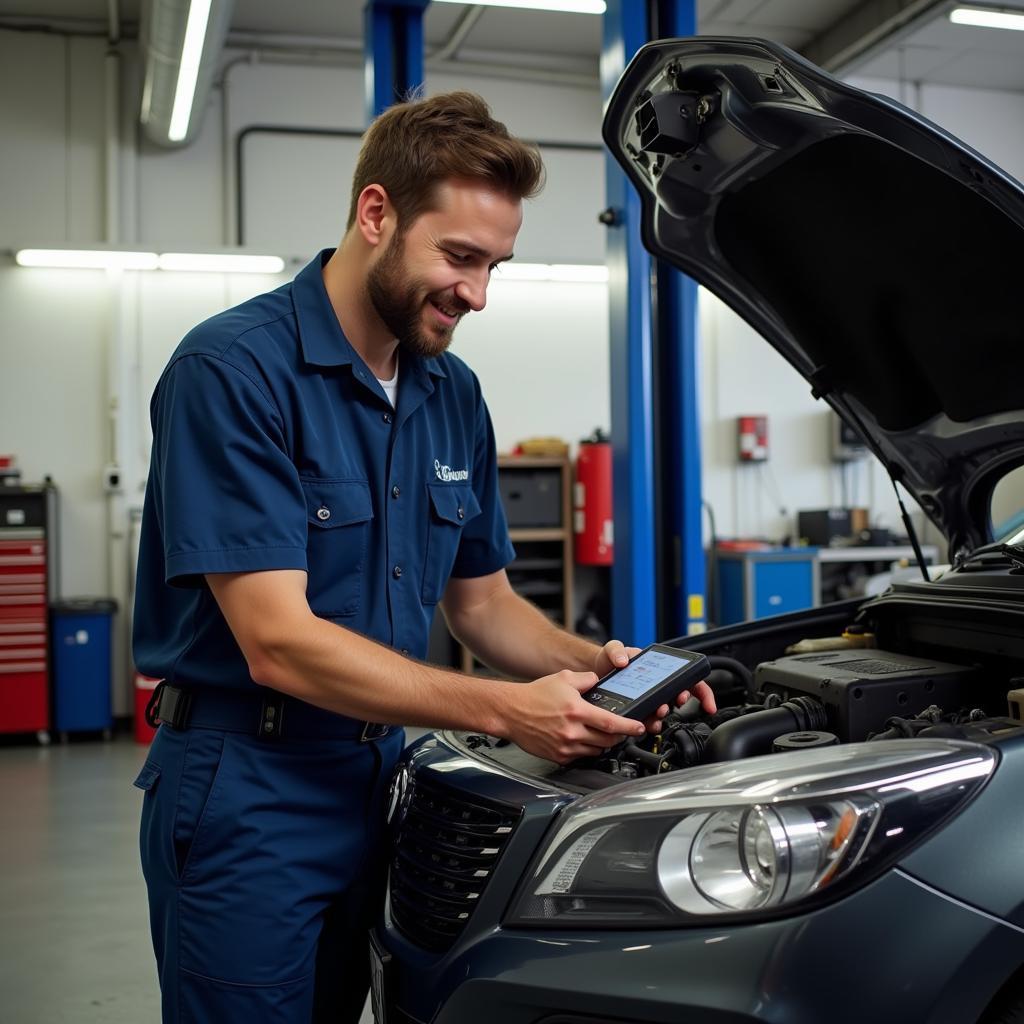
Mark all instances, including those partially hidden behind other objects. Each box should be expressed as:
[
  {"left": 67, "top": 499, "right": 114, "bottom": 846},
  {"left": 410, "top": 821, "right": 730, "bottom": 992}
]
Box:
[{"left": 434, "top": 459, "right": 469, "bottom": 482}]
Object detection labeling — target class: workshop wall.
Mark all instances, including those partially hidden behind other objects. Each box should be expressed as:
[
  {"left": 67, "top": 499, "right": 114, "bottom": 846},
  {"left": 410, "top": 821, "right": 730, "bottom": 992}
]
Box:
[
  {"left": 0, "top": 31, "right": 615, "bottom": 712},
  {"left": 2, "top": 29, "right": 1024, "bottom": 710}
]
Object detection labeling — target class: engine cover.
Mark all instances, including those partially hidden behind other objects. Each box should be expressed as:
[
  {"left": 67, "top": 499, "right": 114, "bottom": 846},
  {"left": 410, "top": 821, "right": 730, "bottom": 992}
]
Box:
[{"left": 755, "top": 649, "right": 978, "bottom": 741}]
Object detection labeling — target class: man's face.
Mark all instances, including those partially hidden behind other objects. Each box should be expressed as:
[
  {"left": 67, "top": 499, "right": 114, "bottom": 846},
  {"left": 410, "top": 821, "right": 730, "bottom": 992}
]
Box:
[{"left": 366, "top": 179, "right": 522, "bottom": 358}]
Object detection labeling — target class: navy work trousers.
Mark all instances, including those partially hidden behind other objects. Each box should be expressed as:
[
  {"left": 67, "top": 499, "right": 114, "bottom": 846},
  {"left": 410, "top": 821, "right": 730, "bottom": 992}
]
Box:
[{"left": 135, "top": 722, "right": 404, "bottom": 1022}]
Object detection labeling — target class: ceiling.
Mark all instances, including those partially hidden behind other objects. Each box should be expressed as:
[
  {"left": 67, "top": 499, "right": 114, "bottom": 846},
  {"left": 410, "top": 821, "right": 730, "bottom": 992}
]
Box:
[
  {"left": 853, "top": 0, "right": 1024, "bottom": 91},
  {"left": 2, "top": 0, "right": 1023, "bottom": 92}
]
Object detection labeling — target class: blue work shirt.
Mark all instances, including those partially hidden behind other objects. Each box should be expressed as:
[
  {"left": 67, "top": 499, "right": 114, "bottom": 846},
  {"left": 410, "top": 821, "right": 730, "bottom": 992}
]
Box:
[{"left": 133, "top": 250, "right": 515, "bottom": 691}]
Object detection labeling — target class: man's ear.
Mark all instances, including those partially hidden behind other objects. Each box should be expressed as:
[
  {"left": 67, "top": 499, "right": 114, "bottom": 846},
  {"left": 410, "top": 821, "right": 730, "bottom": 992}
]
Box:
[{"left": 355, "top": 184, "right": 393, "bottom": 248}]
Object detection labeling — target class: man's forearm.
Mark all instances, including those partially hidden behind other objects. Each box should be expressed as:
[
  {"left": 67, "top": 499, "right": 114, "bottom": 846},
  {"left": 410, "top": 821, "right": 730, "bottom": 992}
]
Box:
[
  {"left": 445, "top": 586, "right": 600, "bottom": 680},
  {"left": 206, "top": 572, "right": 649, "bottom": 765},
  {"left": 246, "top": 611, "right": 520, "bottom": 735}
]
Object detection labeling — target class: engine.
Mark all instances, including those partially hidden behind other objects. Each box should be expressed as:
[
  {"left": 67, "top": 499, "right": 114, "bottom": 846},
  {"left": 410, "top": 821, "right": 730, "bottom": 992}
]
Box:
[{"left": 587, "top": 640, "right": 1023, "bottom": 782}]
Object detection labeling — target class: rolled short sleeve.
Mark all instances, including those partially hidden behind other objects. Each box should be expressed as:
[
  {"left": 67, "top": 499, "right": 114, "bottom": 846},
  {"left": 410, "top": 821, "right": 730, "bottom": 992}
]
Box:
[
  {"left": 151, "top": 353, "right": 308, "bottom": 586},
  {"left": 450, "top": 389, "right": 515, "bottom": 579}
]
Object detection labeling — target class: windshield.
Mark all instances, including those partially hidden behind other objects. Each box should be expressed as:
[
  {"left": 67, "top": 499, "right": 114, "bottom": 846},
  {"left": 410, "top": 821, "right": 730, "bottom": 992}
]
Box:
[{"left": 991, "top": 464, "right": 1024, "bottom": 546}]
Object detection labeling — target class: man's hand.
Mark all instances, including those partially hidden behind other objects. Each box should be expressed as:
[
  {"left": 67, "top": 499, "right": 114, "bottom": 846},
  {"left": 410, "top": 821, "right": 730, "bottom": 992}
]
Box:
[
  {"left": 593, "top": 638, "right": 642, "bottom": 678},
  {"left": 595, "top": 639, "right": 718, "bottom": 735},
  {"left": 499, "top": 668, "right": 647, "bottom": 764}
]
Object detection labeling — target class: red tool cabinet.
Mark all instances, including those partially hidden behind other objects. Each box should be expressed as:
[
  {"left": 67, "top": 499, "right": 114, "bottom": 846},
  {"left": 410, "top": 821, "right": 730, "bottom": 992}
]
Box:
[{"left": 0, "top": 485, "right": 57, "bottom": 740}]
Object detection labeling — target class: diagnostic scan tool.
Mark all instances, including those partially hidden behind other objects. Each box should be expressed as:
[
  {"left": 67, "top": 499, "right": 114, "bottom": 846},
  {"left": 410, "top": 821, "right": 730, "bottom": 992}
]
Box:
[{"left": 584, "top": 644, "right": 711, "bottom": 720}]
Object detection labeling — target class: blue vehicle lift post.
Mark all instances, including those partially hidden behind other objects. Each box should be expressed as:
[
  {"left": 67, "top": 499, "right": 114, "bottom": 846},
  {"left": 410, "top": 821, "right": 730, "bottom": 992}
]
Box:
[
  {"left": 602, "top": 0, "right": 705, "bottom": 645},
  {"left": 364, "top": 0, "right": 429, "bottom": 122}
]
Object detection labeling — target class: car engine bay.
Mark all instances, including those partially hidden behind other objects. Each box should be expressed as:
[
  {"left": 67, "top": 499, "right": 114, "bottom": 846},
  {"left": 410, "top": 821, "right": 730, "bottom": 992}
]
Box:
[{"left": 456, "top": 583, "right": 1024, "bottom": 789}]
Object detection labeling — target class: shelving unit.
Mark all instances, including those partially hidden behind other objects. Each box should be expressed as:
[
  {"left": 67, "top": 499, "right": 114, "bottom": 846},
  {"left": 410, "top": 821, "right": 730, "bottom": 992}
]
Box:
[{"left": 459, "top": 456, "right": 574, "bottom": 675}]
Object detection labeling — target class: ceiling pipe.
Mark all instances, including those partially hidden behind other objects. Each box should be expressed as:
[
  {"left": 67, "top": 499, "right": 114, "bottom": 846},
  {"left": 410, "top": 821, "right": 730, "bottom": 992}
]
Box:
[
  {"left": 427, "top": 5, "right": 486, "bottom": 64},
  {"left": 218, "top": 39, "right": 597, "bottom": 89},
  {"left": 139, "top": 0, "right": 235, "bottom": 147},
  {"left": 105, "top": 0, "right": 121, "bottom": 243}
]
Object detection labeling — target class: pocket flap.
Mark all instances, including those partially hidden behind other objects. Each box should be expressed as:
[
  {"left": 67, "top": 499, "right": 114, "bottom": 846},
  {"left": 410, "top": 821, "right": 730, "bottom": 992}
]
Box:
[
  {"left": 133, "top": 761, "right": 161, "bottom": 792},
  {"left": 427, "top": 484, "right": 481, "bottom": 526},
  {"left": 302, "top": 479, "right": 374, "bottom": 529}
]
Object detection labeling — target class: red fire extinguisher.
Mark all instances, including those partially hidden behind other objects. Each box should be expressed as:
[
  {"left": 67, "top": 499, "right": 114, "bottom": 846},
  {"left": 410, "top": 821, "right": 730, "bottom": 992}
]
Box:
[
  {"left": 574, "top": 429, "right": 613, "bottom": 565},
  {"left": 737, "top": 415, "right": 769, "bottom": 462}
]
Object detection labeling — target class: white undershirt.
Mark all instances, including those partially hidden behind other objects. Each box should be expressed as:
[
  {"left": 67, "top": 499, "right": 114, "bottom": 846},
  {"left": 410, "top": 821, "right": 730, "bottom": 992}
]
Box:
[{"left": 376, "top": 355, "right": 399, "bottom": 408}]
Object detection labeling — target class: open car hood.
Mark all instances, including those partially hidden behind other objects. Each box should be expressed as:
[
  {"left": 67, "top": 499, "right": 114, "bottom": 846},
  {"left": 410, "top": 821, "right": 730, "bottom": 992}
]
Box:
[{"left": 603, "top": 38, "right": 1024, "bottom": 556}]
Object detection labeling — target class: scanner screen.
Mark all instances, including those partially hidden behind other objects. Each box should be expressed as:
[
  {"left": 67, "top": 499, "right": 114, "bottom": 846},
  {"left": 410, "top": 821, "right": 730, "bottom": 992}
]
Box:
[{"left": 598, "top": 649, "right": 693, "bottom": 701}]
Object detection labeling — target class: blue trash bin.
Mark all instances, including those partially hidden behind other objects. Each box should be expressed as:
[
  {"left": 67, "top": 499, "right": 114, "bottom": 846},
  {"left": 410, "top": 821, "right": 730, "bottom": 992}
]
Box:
[{"left": 51, "top": 598, "right": 117, "bottom": 736}]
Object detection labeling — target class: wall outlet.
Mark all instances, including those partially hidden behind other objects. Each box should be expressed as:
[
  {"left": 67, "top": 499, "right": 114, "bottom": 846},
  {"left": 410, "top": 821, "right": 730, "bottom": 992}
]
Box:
[{"left": 102, "top": 463, "right": 123, "bottom": 494}]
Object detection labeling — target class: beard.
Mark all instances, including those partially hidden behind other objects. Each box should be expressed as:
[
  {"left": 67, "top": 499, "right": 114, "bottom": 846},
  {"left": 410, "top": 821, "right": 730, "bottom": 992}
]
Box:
[{"left": 366, "top": 232, "right": 466, "bottom": 359}]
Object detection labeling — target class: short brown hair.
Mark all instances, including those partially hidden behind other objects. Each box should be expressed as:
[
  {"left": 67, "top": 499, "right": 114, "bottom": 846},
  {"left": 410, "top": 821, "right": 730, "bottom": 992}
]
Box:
[{"left": 346, "top": 91, "right": 544, "bottom": 231}]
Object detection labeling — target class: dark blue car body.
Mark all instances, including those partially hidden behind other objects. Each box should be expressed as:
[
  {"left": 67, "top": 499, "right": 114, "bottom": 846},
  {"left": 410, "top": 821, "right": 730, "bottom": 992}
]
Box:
[{"left": 372, "top": 39, "right": 1024, "bottom": 1024}]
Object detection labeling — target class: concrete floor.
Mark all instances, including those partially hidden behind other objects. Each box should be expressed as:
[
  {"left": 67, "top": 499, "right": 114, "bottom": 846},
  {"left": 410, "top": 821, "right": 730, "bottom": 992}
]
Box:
[{"left": 0, "top": 732, "right": 394, "bottom": 1023}]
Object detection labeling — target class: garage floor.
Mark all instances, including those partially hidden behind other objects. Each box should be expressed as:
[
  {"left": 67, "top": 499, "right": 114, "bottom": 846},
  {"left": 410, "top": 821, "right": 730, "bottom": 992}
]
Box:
[{"left": 0, "top": 732, "right": 411, "bottom": 1022}]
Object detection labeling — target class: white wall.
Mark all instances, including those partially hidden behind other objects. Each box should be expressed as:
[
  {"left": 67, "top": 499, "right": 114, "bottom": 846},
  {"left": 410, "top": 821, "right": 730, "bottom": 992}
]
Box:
[
  {"left": 3, "top": 30, "right": 1024, "bottom": 711},
  {"left": 0, "top": 31, "right": 615, "bottom": 710}
]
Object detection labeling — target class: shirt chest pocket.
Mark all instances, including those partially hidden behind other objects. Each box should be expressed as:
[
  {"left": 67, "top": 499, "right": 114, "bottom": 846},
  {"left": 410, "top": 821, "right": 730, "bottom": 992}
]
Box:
[
  {"left": 302, "top": 478, "right": 373, "bottom": 617},
  {"left": 422, "top": 483, "right": 481, "bottom": 606}
]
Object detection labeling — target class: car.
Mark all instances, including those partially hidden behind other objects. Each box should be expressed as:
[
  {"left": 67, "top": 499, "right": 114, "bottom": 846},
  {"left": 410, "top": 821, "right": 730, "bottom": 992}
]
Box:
[{"left": 369, "top": 37, "right": 1024, "bottom": 1024}]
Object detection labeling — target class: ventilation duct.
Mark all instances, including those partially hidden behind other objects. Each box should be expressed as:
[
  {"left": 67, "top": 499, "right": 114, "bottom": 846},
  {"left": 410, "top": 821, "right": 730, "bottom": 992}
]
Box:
[{"left": 139, "top": 0, "right": 235, "bottom": 147}]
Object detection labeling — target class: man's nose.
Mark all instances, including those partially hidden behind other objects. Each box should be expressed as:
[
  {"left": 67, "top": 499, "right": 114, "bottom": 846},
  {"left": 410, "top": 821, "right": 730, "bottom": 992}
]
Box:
[{"left": 455, "top": 270, "right": 488, "bottom": 313}]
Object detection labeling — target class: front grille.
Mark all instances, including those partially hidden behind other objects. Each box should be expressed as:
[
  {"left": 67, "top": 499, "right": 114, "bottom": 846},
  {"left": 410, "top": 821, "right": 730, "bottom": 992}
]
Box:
[{"left": 389, "top": 774, "right": 521, "bottom": 952}]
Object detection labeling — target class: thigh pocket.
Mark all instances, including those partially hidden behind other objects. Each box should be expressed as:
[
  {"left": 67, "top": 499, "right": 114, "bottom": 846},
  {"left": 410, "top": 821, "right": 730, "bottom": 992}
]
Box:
[
  {"left": 173, "top": 731, "right": 229, "bottom": 882},
  {"left": 301, "top": 478, "right": 373, "bottom": 617},
  {"left": 421, "top": 483, "right": 481, "bottom": 605},
  {"left": 133, "top": 760, "right": 161, "bottom": 793}
]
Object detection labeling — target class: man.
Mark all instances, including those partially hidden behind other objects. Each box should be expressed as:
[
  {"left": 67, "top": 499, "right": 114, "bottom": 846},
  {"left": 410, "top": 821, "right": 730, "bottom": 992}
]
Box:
[{"left": 133, "top": 91, "right": 715, "bottom": 1023}]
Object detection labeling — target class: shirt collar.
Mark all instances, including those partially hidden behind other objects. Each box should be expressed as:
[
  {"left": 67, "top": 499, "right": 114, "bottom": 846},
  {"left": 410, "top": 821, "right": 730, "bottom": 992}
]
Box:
[{"left": 292, "top": 249, "right": 447, "bottom": 379}]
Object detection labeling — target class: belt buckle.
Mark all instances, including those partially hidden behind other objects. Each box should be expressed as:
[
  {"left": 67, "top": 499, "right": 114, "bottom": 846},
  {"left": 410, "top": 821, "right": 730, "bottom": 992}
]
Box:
[
  {"left": 157, "top": 684, "right": 192, "bottom": 730},
  {"left": 360, "top": 721, "right": 390, "bottom": 742},
  {"left": 258, "top": 696, "right": 285, "bottom": 740}
]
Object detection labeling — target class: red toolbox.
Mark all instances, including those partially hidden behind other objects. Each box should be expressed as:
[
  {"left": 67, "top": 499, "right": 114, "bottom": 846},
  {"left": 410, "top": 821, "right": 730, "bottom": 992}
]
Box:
[{"left": 0, "top": 486, "right": 57, "bottom": 738}]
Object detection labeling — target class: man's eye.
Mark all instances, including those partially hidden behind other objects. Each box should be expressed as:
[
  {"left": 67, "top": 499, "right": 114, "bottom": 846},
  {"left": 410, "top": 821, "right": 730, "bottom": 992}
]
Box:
[{"left": 446, "top": 251, "right": 470, "bottom": 263}]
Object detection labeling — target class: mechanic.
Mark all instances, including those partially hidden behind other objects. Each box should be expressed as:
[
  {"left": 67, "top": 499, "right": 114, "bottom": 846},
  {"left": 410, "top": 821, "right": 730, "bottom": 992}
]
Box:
[{"left": 132, "top": 90, "right": 716, "bottom": 1023}]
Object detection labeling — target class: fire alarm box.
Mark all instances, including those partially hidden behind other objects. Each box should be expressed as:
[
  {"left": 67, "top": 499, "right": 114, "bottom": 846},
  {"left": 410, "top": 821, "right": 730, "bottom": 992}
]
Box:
[{"left": 737, "top": 415, "right": 768, "bottom": 462}]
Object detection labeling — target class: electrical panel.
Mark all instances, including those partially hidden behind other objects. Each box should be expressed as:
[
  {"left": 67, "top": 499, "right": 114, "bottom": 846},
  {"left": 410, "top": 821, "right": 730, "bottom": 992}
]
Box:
[{"left": 831, "top": 413, "right": 867, "bottom": 461}]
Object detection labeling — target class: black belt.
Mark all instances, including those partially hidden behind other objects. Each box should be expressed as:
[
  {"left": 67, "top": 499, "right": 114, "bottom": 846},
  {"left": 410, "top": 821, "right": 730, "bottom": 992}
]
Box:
[{"left": 145, "top": 681, "right": 392, "bottom": 743}]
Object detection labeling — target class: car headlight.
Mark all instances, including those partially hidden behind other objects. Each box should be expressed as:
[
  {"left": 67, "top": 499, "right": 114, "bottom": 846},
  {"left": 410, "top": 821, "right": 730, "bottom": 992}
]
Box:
[{"left": 507, "top": 740, "right": 994, "bottom": 927}]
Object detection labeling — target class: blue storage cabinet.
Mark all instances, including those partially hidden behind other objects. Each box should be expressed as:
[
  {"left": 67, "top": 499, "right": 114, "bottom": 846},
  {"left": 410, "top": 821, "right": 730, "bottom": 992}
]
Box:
[
  {"left": 51, "top": 598, "right": 116, "bottom": 736},
  {"left": 716, "top": 549, "right": 818, "bottom": 625}
]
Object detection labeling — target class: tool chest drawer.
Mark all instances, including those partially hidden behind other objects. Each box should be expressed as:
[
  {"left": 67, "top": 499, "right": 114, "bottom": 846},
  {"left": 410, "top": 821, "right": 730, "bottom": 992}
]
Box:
[{"left": 0, "top": 489, "right": 56, "bottom": 737}]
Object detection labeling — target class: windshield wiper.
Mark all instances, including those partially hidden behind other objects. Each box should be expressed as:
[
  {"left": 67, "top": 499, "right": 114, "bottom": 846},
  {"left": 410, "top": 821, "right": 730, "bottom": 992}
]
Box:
[
  {"left": 1001, "top": 543, "right": 1024, "bottom": 573},
  {"left": 955, "top": 543, "right": 1024, "bottom": 572}
]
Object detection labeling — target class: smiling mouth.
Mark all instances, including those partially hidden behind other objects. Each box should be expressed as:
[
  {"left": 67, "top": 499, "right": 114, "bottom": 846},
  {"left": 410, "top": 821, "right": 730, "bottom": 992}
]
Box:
[{"left": 429, "top": 299, "right": 463, "bottom": 325}]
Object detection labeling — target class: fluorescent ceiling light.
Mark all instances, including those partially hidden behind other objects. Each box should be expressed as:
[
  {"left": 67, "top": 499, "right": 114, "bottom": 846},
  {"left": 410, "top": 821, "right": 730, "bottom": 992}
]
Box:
[
  {"left": 548, "top": 263, "right": 609, "bottom": 282},
  {"left": 15, "top": 249, "right": 159, "bottom": 270},
  {"left": 949, "top": 6, "right": 1024, "bottom": 30},
  {"left": 159, "top": 253, "right": 285, "bottom": 273},
  {"left": 432, "top": 0, "right": 606, "bottom": 14},
  {"left": 168, "top": 0, "right": 213, "bottom": 142},
  {"left": 496, "top": 263, "right": 609, "bottom": 283},
  {"left": 14, "top": 249, "right": 285, "bottom": 274}
]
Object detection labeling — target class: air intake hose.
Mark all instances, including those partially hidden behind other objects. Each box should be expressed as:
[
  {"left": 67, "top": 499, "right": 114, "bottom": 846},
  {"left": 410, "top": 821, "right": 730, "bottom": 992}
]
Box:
[{"left": 703, "top": 696, "right": 827, "bottom": 763}]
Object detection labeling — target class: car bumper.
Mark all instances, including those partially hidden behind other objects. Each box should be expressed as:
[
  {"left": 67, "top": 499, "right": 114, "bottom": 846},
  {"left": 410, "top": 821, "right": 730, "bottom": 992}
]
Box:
[{"left": 376, "top": 866, "right": 1024, "bottom": 1024}]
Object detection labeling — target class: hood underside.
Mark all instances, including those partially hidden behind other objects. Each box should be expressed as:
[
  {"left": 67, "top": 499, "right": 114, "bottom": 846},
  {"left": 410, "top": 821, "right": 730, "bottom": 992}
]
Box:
[{"left": 603, "top": 38, "right": 1024, "bottom": 555}]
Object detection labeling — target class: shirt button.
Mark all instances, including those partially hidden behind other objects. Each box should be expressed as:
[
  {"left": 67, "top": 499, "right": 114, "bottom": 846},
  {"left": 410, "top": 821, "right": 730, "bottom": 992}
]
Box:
[
  {"left": 400, "top": 648, "right": 409, "bottom": 656},
  {"left": 391, "top": 485, "right": 400, "bottom": 499},
  {"left": 457, "top": 506, "right": 465, "bottom": 520},
  {"left": 392, "top": 565, "right": 403, "bottom": 579},
  {"left": 382, "top": 413, "right": 392, "bottom": 424},
  {"left": 316, "top": 507, "right": 331, "bottom": 521}
]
